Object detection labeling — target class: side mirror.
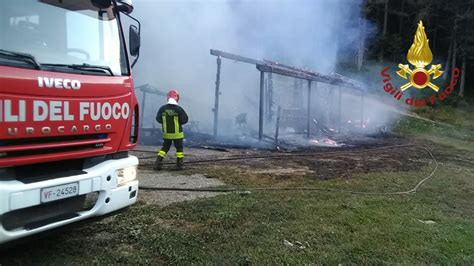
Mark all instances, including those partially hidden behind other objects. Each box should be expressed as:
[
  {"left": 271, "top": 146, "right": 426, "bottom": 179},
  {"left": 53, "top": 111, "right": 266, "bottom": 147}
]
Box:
[
  {"left": 129, "top": 25, "right": 140, "bottom": 57},
  {"left": 91, "top": 0, "right": 112, "bottom": 9}
]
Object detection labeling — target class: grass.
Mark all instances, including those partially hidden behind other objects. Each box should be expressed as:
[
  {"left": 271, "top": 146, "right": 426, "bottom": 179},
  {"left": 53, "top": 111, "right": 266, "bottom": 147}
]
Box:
[
  {"left": 394, "top": 103, "right": 474, "bottom": 151},
  {"left": 1, "top": 104, "right": 473, "bottom": 264},
  {"left": 413, "top": 101, "right": 474, "bottom": 128},
  {"left": 2, "top": 143, "right": 473, "bottom": 264}
]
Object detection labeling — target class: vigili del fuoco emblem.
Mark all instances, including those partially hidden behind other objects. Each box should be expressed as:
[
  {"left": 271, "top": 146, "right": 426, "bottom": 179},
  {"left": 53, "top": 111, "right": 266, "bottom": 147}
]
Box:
[{"left": 396, "top": 21, "right": 443, "bottom": 92}]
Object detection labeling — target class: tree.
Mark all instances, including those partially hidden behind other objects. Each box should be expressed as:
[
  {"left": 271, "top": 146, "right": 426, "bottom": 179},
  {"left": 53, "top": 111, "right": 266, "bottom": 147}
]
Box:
[
  {"left": 443, "top": 0, "right": 474, "bottom": 98},
  {"left": 365, "top": 0, "right": 474, "bottom": 99},
  {"left": 378, "top": 0, "right": 389, "bottom": 62}
]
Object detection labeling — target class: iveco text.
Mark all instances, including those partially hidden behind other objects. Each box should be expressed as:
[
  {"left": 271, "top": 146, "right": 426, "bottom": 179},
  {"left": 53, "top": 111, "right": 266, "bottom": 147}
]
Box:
[{"left": 37, "top": 77, "right": 81, "bottom": 90}]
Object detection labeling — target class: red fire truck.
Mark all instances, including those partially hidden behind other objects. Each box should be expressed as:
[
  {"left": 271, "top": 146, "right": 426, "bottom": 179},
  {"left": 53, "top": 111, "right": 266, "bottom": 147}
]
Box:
[{"left": 0, "top": 0, "right": 141, "bottom": 244}]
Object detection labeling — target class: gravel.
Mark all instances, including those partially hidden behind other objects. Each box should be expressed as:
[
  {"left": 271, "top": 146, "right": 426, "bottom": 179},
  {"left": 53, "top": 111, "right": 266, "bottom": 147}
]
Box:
[{"left": 137, "top": 169, "right": 226, "bottom": 206}]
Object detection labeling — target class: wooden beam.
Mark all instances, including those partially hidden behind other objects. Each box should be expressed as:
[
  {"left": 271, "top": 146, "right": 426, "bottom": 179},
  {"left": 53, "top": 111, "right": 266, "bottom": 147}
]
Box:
[
  {"left": 210, "top": 49, "right": 263, "bottom": 65},
  {"left": 256, "top": 64, "right": 314, "bottom": 81},
  {"left": 211, "top": 49, "right": 364, "bottom": 90},
  {"left": 135, "top": 84, "right": 167, "bottom": 96},
  {"left": 256, "top": 64, "right": 363, "bottom": 90}
]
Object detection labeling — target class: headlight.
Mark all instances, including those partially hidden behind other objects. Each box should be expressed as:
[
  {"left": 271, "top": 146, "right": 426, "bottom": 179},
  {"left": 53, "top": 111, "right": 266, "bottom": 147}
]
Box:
[{"left": 116, "top": 165, "right": 138, "bottom": 186}]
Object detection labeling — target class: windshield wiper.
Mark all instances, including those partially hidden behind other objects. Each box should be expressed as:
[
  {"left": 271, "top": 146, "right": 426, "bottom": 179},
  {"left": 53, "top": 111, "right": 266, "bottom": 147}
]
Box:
[
  {"left": 0, "top": 49, "right": 41, "bottom": 70},
  {"left": 42, "top": 63, "right": 114, "bottom": 76},
  {"left": 71, "top": 63, "right": 114, "bottom": 76}
]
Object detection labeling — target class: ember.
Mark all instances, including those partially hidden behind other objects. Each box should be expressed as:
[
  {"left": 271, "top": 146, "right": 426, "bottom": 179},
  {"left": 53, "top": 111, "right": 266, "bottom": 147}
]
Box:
[{"left": 310, "top": 138, "right": 341, "bottom": 147}]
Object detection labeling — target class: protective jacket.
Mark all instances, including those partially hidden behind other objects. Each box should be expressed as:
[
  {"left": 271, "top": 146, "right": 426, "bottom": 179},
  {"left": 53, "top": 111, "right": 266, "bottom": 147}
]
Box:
[{"left": 156, "top": 104, "right": 189, "bottom": 139}]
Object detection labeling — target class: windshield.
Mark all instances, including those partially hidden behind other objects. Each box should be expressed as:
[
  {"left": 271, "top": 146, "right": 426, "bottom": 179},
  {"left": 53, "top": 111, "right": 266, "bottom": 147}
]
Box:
[{"left": 0, "top": 0, "right": 128, "bottom": 76}]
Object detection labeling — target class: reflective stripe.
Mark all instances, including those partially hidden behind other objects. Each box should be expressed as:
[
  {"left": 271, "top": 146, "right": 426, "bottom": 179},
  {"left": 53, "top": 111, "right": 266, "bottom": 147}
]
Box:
[
  {"left": 176, "top": 152, "right": 184, "bottom": 158},
  {"left": 162, "top": 112, "right": 184, "bottom": 139},
  {"left": 162, "top": 115, "right": 167, "bottom": 133},
  {"left": 158, "top": 150, "right": 167, "bottom": 157},
  {"left": 163, "top": 132, "right": 184, "bottom": 139},
  {"left": 174, "top": 116, "right": 179, "bottom": 134}
]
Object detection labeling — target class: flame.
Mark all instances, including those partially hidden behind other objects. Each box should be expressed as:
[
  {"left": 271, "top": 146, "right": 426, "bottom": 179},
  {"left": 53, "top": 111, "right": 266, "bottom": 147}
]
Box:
[{"left": 407, "top": 21, "right": 432, "bottom": 68}]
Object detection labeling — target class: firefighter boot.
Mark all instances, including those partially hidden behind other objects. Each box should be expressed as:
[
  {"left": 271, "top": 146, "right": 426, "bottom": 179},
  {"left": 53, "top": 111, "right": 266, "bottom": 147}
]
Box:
[
  {"left": 154, "top": 156, "right": 164, "bottom": 170},
  {"left": 176, "top": 158, "right": 184, "bottom": 171}
]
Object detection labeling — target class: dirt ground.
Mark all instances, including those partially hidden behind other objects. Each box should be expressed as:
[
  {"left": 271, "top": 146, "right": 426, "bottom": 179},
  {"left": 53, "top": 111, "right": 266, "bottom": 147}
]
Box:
[{"left": 132, "top": 134, "right": 433, "bottom": 205}]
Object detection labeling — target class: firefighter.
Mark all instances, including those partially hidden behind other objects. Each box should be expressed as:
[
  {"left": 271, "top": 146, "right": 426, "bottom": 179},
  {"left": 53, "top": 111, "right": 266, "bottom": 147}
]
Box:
[{"left": 154, "top": 89, "right": 189, "bottom": 170}]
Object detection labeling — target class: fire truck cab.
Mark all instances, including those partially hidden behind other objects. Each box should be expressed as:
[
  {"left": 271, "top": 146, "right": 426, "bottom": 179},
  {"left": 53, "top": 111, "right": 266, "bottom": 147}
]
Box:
[{"left": 0, "top": 0, "right": 141, "bottom": 244}]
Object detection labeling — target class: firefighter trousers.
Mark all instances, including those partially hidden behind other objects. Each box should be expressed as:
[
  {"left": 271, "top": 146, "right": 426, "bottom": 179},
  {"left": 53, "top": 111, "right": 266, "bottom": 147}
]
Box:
[{"left": 158, "top": 138, "right": 184, "bottom": 159}]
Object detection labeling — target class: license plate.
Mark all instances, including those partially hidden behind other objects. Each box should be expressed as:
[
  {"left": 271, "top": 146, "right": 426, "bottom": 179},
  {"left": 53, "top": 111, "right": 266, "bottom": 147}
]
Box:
[{"left": 41, "top": 182, "right": 79, "bottom": 203}]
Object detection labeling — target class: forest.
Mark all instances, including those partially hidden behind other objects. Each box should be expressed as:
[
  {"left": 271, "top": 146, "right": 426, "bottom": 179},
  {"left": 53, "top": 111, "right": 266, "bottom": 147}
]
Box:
[{"left": 359, "top": 0, "right": 473, "bottom": 100}]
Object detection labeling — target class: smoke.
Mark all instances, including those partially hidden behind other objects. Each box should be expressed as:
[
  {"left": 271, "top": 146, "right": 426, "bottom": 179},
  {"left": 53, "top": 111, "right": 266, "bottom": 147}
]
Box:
[{"left": 132, "top": 0, "right": 396, "bottom": 140}]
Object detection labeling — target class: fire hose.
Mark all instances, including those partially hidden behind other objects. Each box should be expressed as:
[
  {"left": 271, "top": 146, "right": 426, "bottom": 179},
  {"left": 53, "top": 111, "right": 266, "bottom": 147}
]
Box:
[{"left": 136, "top": 144, "right": 438, "bottom": 195}]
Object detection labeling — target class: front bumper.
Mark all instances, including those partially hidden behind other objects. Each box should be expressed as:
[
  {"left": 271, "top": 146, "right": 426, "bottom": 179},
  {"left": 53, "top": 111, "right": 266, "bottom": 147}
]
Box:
[{"left": 0, "top": 156, "right": 139, "bottom": 244}]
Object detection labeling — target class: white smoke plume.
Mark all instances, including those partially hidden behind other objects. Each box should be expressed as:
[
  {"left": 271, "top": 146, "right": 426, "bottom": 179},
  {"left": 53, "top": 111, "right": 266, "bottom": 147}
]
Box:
[{"left": 132, "top": 0, "right": 391, "bottom": 138}]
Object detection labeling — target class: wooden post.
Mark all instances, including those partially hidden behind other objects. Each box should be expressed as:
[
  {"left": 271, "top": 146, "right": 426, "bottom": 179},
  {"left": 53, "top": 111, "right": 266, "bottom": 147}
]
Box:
[
  {"left": 338, "top": 86, "right": 342, "bottom": 133},
  {"left": 259, "top": 71, "right": 265, "bottom": 141},
  {"left": 140, "top": 91, "right": 147, "bottom": 130},
  {"left": 307, "top": 80, "right": 312, "bottom": 138},
  {"left": 275, "top": 106, "right": 281, "bottom": 144},
  {"left": 213, "top": 56, "right": 221, "bottom": 138},
  {"left": 361, "top": 91, "right": 364, "bottom": 130},
  {"left": 265, "top": 73, "right": 274, "bottom": 122},
  {"left": 292, "top": 79, "right": 298, "bottom": 107},
  {"left": 268, "top": 73, "right": 273, "bottom": 121},
  {"left": 264, "top": 75, "right": 268, "bottom": 121}
]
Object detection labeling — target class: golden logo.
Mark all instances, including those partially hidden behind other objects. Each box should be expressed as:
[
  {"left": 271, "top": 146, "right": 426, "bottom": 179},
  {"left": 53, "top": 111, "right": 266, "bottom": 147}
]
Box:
[{"left": 397, "top": 21, "right": 443, "bottom": 92}]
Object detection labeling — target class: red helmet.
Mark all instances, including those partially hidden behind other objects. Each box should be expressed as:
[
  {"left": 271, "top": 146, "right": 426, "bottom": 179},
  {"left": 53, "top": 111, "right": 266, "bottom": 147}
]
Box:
[{"left": 167, "top": 89, "right": 180, "bottom": 102}]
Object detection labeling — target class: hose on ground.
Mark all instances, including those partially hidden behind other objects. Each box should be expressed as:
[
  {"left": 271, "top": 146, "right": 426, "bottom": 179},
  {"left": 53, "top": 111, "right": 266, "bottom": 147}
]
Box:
[
  {"left": 135, "top": 144, "right": 421, "bottom": 165},
  {"left": 138, "top": 144, "right": 438, "bottom": 196}
]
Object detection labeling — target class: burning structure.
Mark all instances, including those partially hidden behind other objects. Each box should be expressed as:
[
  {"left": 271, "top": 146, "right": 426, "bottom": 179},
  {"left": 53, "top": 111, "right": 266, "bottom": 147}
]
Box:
[
  {"left": 209, "top": 49, "right": 377, "bottom": 147},
  {"left": 136, "top": 48, "right": 393, "bottom": 149},
  {"left": 131, "top": 0, "right": 398, "bottom": 150}
]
